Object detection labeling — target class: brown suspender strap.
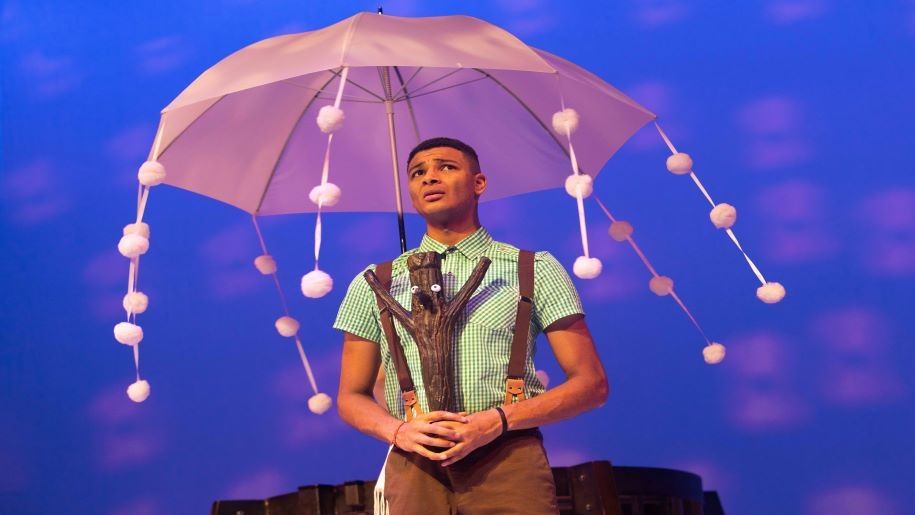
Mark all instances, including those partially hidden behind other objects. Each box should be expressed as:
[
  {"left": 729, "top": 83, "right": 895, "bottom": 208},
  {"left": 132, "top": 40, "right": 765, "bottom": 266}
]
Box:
[
  {"left": 373, "top": 261, "right": 422, "bottom": 421},
  {"left": 505, "top": 250, "right": 535, "bottom": 405}
]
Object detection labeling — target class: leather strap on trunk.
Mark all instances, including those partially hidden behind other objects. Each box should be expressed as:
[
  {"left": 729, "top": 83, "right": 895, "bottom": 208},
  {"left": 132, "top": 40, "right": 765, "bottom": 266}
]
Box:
[
  {"left": 505, "top": 250, "right": 535, "bottom": 404},
  {"left": 373, "top": 261, "right": 421, "bottom": 420}
]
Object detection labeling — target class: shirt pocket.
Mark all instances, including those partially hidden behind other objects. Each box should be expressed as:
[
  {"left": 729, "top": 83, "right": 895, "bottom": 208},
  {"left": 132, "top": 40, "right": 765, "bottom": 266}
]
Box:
[{"left": 463, "top": 278, "right": 519, "bottom": 337}]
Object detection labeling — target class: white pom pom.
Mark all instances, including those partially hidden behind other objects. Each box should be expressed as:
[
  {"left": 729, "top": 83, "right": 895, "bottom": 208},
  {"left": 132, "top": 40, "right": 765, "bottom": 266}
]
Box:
[
  {"left": 710, "top": 203, "right": 737, "bottom": 229},
  {"left": 114, "top": 322, "right": 143, "bottom": 346},
  {"left": 137, "top": 161, "right": 167, "bottom": 187},
  {"left": 552, "top": 108, "right": 580, "bottom": 135},
  {"left": 564, "top": 174, "right": 593, "bottom": 199},
  {"left": 573, "top": 256, "right": 602, "bottom": 279},
  {"left": 649, "top": 275, "right": 674, "bottom": 296},
  {"left": 666, "top": 153, "right": 693, "bottom": 175},
  {"left": 127, "top": 379, "right": 151, "bottom": 403},
  {"left": 118, "top": 233, "right": 149, "bottom": 258},
  {"left": 308, "top": 393, "right": 333, "bottom": 414},
  {"left": 536, "top": 369, "right": 550, "bottom": 389},
  {"left": 275, "top": 316, "right": 300, "bottom": 337},
  {"left": 703, "top": 342, "right": 726, "bottom": 364},
  {"left": 123, "top": 222, "right": 150, "bottom": 238},
  {"left": 316, "top": 105, "right": 345, "bottom": 133},
  {"left": 254, "top": 255, "right": 277, "bottom": 275},
  {"left": 122, "top": 291, "right": 149, "bottom": 314},
  {"left": 756, "top": 282, "right": 786, "bottom": 304},
  {"left": 301, "top": 269, "right": 333, "bottom": 298},
  {"left": 309, "top": 183, "right": 342, "bottom": 207},
  {"left": 608, "top": 221, "right": 633, "bottom": 242}
]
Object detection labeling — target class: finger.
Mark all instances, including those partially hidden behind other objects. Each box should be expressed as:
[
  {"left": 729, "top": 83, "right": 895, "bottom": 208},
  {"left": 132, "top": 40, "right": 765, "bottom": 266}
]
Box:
[
  {"left": 440, "top": 447, "right": 468, "bottom": 467},
  {"left": 424, "top": 411, "right": 470, "bottom": 423},
  {"left": 413, "top": 446, "right": 451, "bottom": 461},
  {"left": 399, "top": 424, "right": 459, "bottom": 449},
  {"left": 417, "top": 434, "right": 457, "bottom": 448},
  {"left": 419, "top": 423, "right": 463, "bottom": 441}
]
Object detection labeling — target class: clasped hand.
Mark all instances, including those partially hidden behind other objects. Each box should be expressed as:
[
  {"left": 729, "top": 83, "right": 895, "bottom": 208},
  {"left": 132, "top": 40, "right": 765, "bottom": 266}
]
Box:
[{"left": 393, "top": 409, "right": 502, "bottom": 466}]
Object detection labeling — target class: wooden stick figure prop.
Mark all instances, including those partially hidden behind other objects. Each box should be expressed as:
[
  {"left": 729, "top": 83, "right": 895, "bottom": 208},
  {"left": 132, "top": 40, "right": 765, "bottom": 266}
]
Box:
[{"left": 363, "top": 251, "right": 492, "bottom": 412}]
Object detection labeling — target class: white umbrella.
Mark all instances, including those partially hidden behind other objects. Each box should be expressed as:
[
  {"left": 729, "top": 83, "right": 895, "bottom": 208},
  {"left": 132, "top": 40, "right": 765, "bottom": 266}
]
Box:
[
  {"left": 115, "top": 12, "right": 783, "bottom": 407},
  {"left": 149, "top": 13, "right": 654, "bottom": 218}
]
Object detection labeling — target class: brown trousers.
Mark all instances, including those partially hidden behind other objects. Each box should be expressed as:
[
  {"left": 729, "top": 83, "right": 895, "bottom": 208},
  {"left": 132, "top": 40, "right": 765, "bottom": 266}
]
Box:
[{"left": 383, "top": 429, "right": 558, "bottom": 515}]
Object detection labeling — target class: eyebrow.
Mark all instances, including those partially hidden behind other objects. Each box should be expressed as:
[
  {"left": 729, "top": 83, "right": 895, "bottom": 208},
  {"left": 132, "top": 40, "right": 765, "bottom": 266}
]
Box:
[{"left": 408, "top": 158, "right": 460, "bottom": 172}]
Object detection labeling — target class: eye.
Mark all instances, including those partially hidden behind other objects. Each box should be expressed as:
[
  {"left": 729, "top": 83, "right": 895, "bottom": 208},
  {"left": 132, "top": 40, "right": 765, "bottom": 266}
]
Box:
[
  {"left": 431, "top": 284, "right": 441, "bottom": 292},
  {"left": 410, "top": 285, "right": 419, "bottom": 294}
]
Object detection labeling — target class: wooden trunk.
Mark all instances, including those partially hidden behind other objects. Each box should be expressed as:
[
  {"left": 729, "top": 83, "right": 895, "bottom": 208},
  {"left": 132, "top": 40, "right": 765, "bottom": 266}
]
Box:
[{"left": 364, "top": 252, "right": 491, "bottom": 412}]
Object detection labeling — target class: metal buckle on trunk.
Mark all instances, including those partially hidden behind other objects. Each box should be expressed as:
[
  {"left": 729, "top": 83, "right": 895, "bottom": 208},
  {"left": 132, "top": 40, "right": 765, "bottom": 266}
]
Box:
[
  {"left": 504, "top": 377, "right": 525, "bottom": 404},
  {"left": 402, "top": 390, "right": 422, "bottom": 421}
]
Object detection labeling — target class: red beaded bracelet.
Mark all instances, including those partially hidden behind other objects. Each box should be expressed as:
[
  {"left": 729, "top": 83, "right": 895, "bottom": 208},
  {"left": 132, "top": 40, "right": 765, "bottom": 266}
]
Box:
[{"left": 391, "top": 421, "right": 406, "bottom": 448}]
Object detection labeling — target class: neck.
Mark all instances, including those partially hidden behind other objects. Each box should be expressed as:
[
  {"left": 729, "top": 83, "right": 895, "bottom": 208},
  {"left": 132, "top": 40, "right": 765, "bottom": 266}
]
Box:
[{"left": 425, "top": 217, "right": 481, "bottom": 246}]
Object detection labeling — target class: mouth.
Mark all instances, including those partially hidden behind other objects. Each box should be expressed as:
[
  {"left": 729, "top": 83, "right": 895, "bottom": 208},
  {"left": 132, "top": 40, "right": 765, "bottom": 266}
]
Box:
[{"left": 423, "top": 190, "right": 445, "bottom": 201}]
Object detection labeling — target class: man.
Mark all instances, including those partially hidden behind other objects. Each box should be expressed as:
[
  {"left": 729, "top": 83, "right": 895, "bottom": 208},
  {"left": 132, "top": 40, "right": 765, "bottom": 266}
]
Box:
[{"left": 335, "top": 137, "right": 608, "bottom": 514}]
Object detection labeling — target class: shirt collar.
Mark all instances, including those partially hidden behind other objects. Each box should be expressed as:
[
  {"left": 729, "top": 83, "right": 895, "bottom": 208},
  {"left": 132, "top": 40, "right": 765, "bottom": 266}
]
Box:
[{"left": 418, "top": 226, "right": 493, "bottom": 261}]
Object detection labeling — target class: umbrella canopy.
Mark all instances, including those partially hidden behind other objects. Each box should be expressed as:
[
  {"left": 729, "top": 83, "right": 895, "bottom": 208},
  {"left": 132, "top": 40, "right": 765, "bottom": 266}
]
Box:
[{"left": 150, "top": 12, "right": 656, "bottom": 216}]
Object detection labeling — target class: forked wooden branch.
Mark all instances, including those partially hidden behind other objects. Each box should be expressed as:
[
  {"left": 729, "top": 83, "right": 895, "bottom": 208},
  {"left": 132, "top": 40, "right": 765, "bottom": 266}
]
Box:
[{"left": 364, "top": 252, "right": 492, "bottom": 412}]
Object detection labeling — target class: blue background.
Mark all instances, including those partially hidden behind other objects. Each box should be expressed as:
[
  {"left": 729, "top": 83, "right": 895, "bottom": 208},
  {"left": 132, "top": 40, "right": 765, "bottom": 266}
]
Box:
[{"left": 2, "top": 1, "right": 914, "bottom": 514}]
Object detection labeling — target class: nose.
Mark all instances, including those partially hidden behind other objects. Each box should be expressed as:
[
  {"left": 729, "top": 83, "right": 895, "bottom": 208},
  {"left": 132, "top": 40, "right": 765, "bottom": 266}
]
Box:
[{"left": 422, "top": 170, "right": 440, "bottom": 185}]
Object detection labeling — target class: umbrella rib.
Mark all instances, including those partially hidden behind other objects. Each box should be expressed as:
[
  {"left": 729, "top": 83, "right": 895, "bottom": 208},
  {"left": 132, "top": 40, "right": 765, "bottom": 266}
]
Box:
[
  {"left": 471, "top": 69, "right": 580, "bottom": 172},
  {"left": 283, "top": 70, "right": 385, "bottom": 103},
  {"left": 253, "top": 70, "right": 342, "bottom": 215},
  {"left": 395, "top": 75, "right": 491, "bottom": 101},
  {"left": 393, "top": 68, "right": 468, "bottom": 101},
  {"left": 155, "top": 95, "right": 229, "bottom": 160},
  {"left": 280, "top": 85, "right": 384, "bottom": 104},
  {"left": 393, "top": 66, "right": 422, "bottom": 143},
  {"left": 339, "top": 72, "right": 385, "bottom": 102},
  {"left": 389, "top": 66, "right": 424, "bottom": 101}
]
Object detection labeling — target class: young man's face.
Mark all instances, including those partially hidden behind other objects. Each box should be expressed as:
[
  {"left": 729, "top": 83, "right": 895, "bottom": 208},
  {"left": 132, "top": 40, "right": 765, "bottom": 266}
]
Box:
[{"left": 406, "top": 146, "right": 486, "bottom": 225}]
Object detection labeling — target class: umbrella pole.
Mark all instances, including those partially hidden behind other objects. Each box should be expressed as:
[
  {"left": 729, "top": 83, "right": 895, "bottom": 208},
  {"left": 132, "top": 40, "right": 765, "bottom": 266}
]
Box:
[{"left": 380, "top": 66, "right": 408, "bottom": 253}]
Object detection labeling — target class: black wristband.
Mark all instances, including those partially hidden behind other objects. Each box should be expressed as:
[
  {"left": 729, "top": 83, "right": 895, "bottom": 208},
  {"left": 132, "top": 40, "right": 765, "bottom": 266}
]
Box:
[{"left": 494, "top": 406, "right": 508, "bottom": 435}]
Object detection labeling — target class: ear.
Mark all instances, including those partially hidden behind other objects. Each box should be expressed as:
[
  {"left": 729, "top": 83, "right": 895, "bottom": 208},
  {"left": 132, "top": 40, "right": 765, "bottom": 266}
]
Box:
[{"left": 474, "top": 172, "right": 487, "bottom": 197}]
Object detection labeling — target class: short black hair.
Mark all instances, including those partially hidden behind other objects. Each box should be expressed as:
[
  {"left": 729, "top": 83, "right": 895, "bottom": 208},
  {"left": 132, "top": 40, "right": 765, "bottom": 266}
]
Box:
[{"left": 407, "top": 137, "right": 480, "bottom": 173}]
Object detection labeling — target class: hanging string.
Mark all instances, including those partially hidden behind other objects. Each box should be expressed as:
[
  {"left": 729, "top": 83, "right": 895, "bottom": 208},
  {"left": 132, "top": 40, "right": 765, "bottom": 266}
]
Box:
[
  {"left": 558, "top": 83, "right": 593, "bottom": 262},
  {"left": 126, "top": 259, "right": 137, "bottom": 318},
  {"left": 594, "top": 196, "right": 710, "bottom": 343},
  {"left": 295, "top": 336, "right": 320, "bottom": 394},
  {"left": 314, "top": 205, "right": 324, "bottom": 271},
  {"left": 133, "top": 342, "right": 141, "bottom": 381},
  {"left": 252, "top": 216, "right": 292, "bottom": 315},
  {"left": 124, "top": 119, "right": 167, "bottom": 328},
  {"left": 251, "top": 215, "right": 321, "bottom": 396},
  {"left": 125, "top": 181, "right": 146, "bottom": 324},
  {"left": 116, "top": 120, "right": 170, "bottom": 401},
  {"left": 654, "top": 122, "right": 770, "bottom": 287},
  {"left": 724, "top": 227, "right": 767, "bottom": 284},
  {"left": 136, "top": 119, "right": 166, "bottom": 224},
  {"left": 313, "top": 66, "right": 350, "bottom": 270},
  {"left": 570, "top": 142, "right": 591, "bottom": 258}
]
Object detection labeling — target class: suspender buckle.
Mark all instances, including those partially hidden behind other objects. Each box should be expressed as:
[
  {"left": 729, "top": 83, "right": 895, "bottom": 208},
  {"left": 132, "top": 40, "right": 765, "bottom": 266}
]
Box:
[
  {"left": 402, "top": 390, "right": 423, "bottom": 421},
  {"left": 504, "top": 377, "right": 526, "bottom": 404}
]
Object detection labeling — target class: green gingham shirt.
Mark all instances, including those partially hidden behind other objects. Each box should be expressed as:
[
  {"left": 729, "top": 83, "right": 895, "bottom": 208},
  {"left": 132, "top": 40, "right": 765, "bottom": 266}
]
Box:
[{"left": 334, "top": 227, "right": 584, "bottom": 418}]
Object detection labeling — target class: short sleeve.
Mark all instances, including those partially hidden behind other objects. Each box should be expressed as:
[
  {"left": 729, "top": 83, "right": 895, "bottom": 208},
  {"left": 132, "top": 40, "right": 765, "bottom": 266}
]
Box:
[
  {"left": 333, "top": 266, "right": 384, "bottom": 344},
  {"left": 531, "top": 252, "right": 585, "bottom": 331}
]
